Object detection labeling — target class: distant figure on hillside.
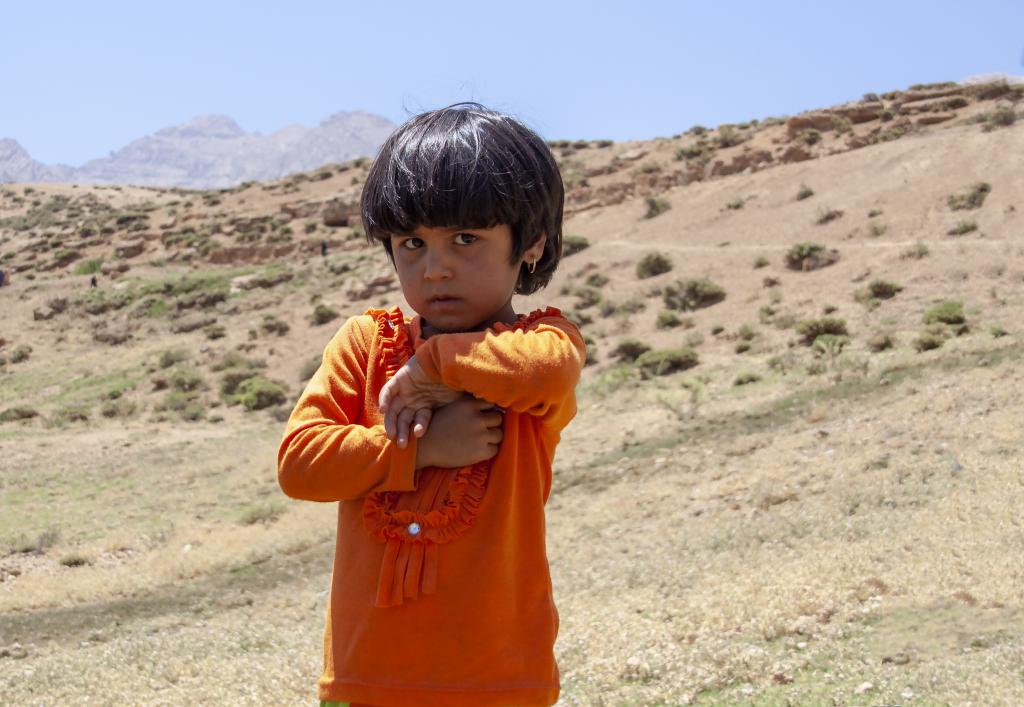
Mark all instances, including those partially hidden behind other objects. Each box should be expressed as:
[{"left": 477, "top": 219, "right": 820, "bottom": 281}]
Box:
[
  {"left": 321, "top": 239, "right": 328, "bottom": 257},
  {"left": 91, "top": 274, "right": 98, "bottom": 288}
]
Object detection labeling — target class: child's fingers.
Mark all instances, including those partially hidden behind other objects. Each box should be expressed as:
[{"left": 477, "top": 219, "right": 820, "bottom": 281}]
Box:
[
  {"left": 412, "top": 408, "right": 432, "bottom": 438},
  {"left": 396, "top": 407, "right": 416, "bottom": 448}
]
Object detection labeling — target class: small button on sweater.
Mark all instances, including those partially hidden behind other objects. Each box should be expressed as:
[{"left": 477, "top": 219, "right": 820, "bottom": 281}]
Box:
[{"left": 277, "top": 305, "right": 586, "bottom": 707}]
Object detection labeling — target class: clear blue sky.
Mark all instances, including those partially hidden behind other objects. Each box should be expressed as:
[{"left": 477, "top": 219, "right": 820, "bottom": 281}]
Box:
[{"left": 5, "top": 0, "right": 1023, "bottom": 167}]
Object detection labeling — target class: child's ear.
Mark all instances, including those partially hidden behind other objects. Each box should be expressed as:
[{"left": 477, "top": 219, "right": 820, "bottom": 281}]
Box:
[{"left": 526, "top": 231, "right": 547, "bottom": 261}]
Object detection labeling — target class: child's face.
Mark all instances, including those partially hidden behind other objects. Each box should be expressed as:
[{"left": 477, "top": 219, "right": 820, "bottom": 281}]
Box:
[{"left": 389, "top": 224, "right": 545, "bottom": 334}]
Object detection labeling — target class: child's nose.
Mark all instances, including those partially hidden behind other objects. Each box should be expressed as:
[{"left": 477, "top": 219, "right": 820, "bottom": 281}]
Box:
[{"left": 423, "top": 251, "right": 453, "bottom": 280}]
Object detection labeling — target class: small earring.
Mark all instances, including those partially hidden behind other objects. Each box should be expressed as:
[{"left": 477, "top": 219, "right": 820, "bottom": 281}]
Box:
[{"left": 528, "top": 260, "right": 537, "bottom": 274}]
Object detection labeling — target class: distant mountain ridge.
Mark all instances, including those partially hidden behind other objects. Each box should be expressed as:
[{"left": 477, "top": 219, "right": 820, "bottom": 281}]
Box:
[{"left": 0, "top": 111, "right": 397, "bottom": 189}]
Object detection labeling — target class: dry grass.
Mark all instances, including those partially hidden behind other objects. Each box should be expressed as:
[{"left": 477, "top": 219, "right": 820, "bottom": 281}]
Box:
[{"left": 2, "top": 81, "right": 1024, "bottom": 704}]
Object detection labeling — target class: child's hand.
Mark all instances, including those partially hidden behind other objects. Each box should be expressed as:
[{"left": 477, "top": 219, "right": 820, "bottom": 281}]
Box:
[
  {"left": 415, "top": 395, "right": 505, "bottom": 469},
  {"left": 379, "top": 354, "right": 464, "bottom": 448}
]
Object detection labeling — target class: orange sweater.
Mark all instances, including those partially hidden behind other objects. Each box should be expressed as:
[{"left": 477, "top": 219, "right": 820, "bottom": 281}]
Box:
[{"left": 277, "top": 304, "right": 586, "bottom": 707}]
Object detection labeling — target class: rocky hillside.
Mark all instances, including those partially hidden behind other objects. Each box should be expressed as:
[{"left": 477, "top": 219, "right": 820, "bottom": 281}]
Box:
[
  {"left": 1, "top": 77, "right": 1023, "bottom": 705},
  {"left": 0, "top": 111, "right": 396, "bottom": 189}
]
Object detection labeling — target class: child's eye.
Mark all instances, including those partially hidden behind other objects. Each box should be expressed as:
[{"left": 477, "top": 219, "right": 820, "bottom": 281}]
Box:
[
  {"left": 454, "top": 233, "right": 477, "bottom": 245},
  {"left": 399, "top": 237, "right": 423, "bottom": 250}
]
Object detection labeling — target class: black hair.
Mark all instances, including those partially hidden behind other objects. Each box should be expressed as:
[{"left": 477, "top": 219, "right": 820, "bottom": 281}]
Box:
[{"left": 360, "top": 102, "right": 564, "bottom": 296}]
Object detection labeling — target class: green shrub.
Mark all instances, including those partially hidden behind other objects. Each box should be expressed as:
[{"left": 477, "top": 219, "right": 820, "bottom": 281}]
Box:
[
  {"left": 991, "top": 325, "right": 1009, "bottom": 338},
  {"left": 735, "top": 341, "right": 751, "bottom": 354},
  {"left": 947, "top": 182, "right": 991, "bottom": 211},
  {"left": 868, "top": 209, "right": 883, "bottom": 218},
  {"left": 924, "top": 300, "right": 965, "bottom": 325},
  {"left": 710, "top": 324, "right": 725, "bottom": 335},
  {"left": 261, "top": 315, "right": 290, "bottom": 336},
  {"left": 230, "top": 376, "right": 288, "bottom": 410},
  {"left": 726, "top": 198, "right": 744, "bottom": 210},
  {"left": 312, "top": 304, "right": 339, "bottom": 325},
  {"left": 947, "top": 220, "right": 977, "bottom": 236},
  {"left": 299, "top": 356, "right": 321, "bottom": 382},
  {"left": 900, "top": 242, "right": 929, "bottom": 260},
  {"left": 656, "top": 311, "right": 681, "bottom": 329},
  {"left": 913, "top": 332, "right": 945, "bottom": 352},
  {"left": 74, "top": 258, "right": 104, "bottom": 275},
  {"left": 611, "top": 339, "right": 651, "bottom": 362},
  {"left": 574, "top": 286, "right": 602, "bottom": 309},
  {"left": 643, "top": 197, "right": 671, "bottom": 219},
  {"left": 867, "top": 333, "right": 895, "bottom": 352},
  {"left": 635, "top": 348, "right": 699, "bottom": 378},
  {"left": 800, "top": 129, "right": 822, "bottom": 146},
  {"left": 636, "top": 252, "right": 673, "bottom": 279},
  {"left": 662, "top": 278, "right": 726, "bottom": 311},
  {"left": 239, "top": 501, "right": 286, "bottom": 525},
  {"left": 734, "top": 371, "right": 761, "bottom": 386},
  {"left": 795, "top": 317, "right": 848, "bottom": 345},
  {"left": 10, "top": 345, "right": 32, "bottom": 363},
  {"left": 169, "top": 367, "right": 207, "bottom": 393},
  {"left": 816, "top": 207, "right": 844, "bottom": 225},
  {"left": 101, "top": 399, "right": 138, "bottom": 418},
  {"left": 563, "top": 235, "right": 590, "bottom": 256},
  {"left": 159, "top": 348, "right": 188, "bottom": 369},
  {"left": 867, "top": 280, "right": 903, "bottom": 300},
  {"left": 0, "top": 406, "right": 39, "bottom": 422},
  {"left": 204, "top": 324, "right": 226, "bottom": 340},
  {"left": 715, "top": 125, "right": 743, "bottom": 148},
  {"left": 585, "top": 272, "right": 609, "bottom": 288},
  {"left": 796, "top": 185, "right": 814, "bottom": 201},
  {"left": 753, "top": 255, "right": 770, "bottom": 269},
  {"left": 785, "top": 242, "right": 839, "bottom": 271}
]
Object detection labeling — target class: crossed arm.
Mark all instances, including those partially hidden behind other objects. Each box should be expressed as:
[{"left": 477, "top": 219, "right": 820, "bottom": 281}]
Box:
[{"left": 380, "top": 316, "right": 586, "bottom": 447}]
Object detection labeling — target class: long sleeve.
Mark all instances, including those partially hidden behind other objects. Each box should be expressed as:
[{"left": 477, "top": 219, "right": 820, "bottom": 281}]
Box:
[
  {"left": 413, "top": 313, "right": 586, "bottom": 428},
  {"left": 277, "top": 315, "right": 420, "bottom": 502}
]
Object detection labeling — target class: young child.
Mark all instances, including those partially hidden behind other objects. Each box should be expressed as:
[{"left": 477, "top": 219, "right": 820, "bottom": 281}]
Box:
[{"left": 277, "top": 102, "right": 586, "bottom": 707}]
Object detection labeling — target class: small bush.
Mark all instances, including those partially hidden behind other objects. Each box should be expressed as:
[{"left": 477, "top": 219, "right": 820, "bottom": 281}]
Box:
[
  {"left": 261, "top": 315, "right": 290, "bottom": 336},
  {"left": 735, "top": 341, "right": 751, "bottom": 354},
  {"left": 636, "top": 252, "right": 673, "bottom": 279},
  {"left": 563, "top": 235, "right": 590, "bottom": 256},
  {"left": 990, "top": 106, "right": 1017, "bottom": 127},
  {"left": 816, "top": 207, "right": 844, "bottom": 225},
  {"left": 947, "top": 220, "right": 977, "bottom": 236},
  {"left": 795, "top": 317, "right": 849, "bottom": 345},
  {"left": 991, "top": 325, "right": 1009, "bottom": 338},
  {"left": 204, "top": 324, "right": 226, "bottom": 340},
  {"left": 867, "top": 280, "right": 903, "bottom": 300},
  {"left": 947, "top": 182, "right": 991, "bottom": 211},
  {"left": 10, "top": 345, "right": 32, "bottom": 363},
  {"left": 716, "top": 126, "right": 744, "bottom": 148},
  {"left": 312, "top": 304, "right": 339, "bottom": 325},
  {"left": 635, "top": 348, "right": 699, "bottom": 378},
  {"left": 239, "top": 501, "right": 285, "bottom": 526},
  {"left": 796, "top": 185, "right": 814, "bottom": 201},
  {"left": 785, "top": 242, "right": 839, "bottom": 271},
  {"left": 924, "top": 300, "right": 965, "bottom": 325},
  {"left": 230, "top": 376, "right": 289, "bottom": 411},
  {"left": 611, "top": 339, "right": 651, "bottom": 362},
  {"left": 726, "top": 198, "right": 744, "bottom": 210},
  {"left": 101, "top": 399, "right": 138, "bottom": 418},
  {"left": 900, "top": 242, "right": 929, "bottom": 260},
  {"left": 656, "top": 311, "right": 681, "bottom": 329},
  {"left": 74, "top": 258, "right": 104, "bottom": 275},
  {"left": 867, "top": 333, "right": 895, "bottom": 352},
  {"left": 663, "top": 278, "right": 726, "bottom": 311},
  {"left": 710, "top": 324, "right": 725, "bottom": 336},
  {"left": 0, "top": 406, "right": 39, "bottom": 422},
  {"left": 169, "top": 367, "right": 206, "bottom": 393},
  {"left": 753, "top": 255, "right": 770, "bottom": 269},
  {"left": 299, "top": 356, "right": 321, "bottom": 382},
  {"left": 868, "top": 209, "right": 883, "bottom": 218},
  {"left": 643, "top": 197, "right": 671, "bottom": 219},
  {"left": 574, "top": 287, "right": 602, "bottom": 310},
  {"left": 734, "top": 371, "right": 761, "bottom": 386},
  {"left": 913, "top": 332, "right": 945, "bottom": 352},
  {"left": 159, "top": 348, "right": 188, "bottom": 369}
]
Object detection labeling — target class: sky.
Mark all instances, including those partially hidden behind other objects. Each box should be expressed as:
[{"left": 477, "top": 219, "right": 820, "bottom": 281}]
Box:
[{"left": 4, "top": 0, "right": 1023, "bottom": 167}]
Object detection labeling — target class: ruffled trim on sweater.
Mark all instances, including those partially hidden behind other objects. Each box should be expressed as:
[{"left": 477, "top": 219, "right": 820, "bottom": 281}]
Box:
[{"left": 360, "top": 305, "right": 565, "bottom": 608}]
